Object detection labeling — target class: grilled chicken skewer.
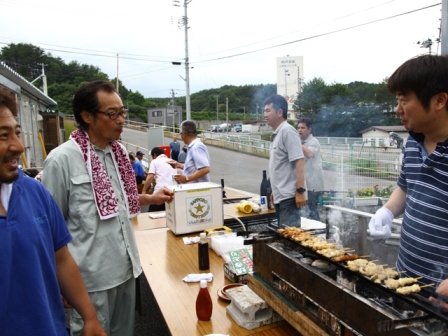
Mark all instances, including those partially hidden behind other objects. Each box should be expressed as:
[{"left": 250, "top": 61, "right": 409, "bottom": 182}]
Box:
[
  {"left": 384, "top": 277, "right": 422, "bottom": 290},
  {"left": 396, "top": 283, "right": 434, "bottom": 295}
]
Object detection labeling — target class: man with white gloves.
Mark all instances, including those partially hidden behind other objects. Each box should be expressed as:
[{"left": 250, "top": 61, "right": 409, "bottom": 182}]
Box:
[
  {"left": 369, "top": 55, "right": 448, "bottom": 288},
  {"left": 368, "top": 207, "right": 394, "bottom": 240}
]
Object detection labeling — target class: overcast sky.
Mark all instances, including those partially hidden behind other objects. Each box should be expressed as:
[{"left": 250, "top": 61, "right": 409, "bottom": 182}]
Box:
[{"left": 0, "top": 0, "right": 442, "bottom": 98}]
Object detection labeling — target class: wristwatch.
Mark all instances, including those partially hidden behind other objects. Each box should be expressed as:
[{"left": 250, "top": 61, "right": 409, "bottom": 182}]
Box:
[
  {"left": 186, "top": 176, "right": 189, "bottom": 182},
  {"left": 296, "top": 187, "right": 306, "bottom": 194}
]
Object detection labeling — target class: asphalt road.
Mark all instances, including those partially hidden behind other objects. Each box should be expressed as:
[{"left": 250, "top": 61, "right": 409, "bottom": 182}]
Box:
[{"left": 122, "top": 128, "right": 268, "bottom": 195}]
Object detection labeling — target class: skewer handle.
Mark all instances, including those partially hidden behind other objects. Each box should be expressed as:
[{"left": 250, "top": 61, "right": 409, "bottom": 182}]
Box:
[{"left": 420, "top": 283, "right": 435, "bottom": 288}]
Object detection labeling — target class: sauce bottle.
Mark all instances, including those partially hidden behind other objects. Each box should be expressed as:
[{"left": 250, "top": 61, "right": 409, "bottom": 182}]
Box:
[
  {"left": 198, "top": 232, "right": 210, "bottom": 270},
  {"left": 196, "top": 279, "right": 212, "bottom": 321}
]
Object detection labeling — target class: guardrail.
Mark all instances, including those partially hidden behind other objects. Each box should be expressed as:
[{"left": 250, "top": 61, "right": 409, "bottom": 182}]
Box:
[{"left": 65, "top": 117, "right": 401, "bottom": 199}]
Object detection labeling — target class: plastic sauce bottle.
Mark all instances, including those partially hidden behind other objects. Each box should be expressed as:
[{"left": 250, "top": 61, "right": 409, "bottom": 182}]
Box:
[
  {"left": 196, "top": 279, "right": 213, "bottom": 321},
  {"left": 198, "top": 232, "right": 210, "bottom": 270}
]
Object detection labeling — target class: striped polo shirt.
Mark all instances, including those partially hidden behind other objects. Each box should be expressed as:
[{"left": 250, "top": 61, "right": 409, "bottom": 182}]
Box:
[{"left": 396, "top": 132, "right": 448, "bottom": 284}]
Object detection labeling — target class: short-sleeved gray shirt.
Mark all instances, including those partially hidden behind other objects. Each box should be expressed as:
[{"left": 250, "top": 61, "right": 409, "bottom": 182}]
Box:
[
  {"left": 302, "top": 134, "right": 324, "bottom": 192},
  {"left": 269, "top": 121, "right": 304, "bottom": 203},
  {"left": 42, "top": 140, "right": 141, "bottom": 292}
]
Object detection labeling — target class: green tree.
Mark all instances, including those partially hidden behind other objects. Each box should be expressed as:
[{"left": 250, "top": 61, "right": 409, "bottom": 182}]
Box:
[{"left": 293, "top": 77, "right": 328, "bottom": 115}]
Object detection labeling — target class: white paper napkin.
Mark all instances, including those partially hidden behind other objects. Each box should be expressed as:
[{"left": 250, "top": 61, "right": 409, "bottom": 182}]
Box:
[
  {"left": 183, "top": 236, "right": 201, "bottom": 245},
  {"left": 182, "top": 273, "right": 213, "bottom": 282}
]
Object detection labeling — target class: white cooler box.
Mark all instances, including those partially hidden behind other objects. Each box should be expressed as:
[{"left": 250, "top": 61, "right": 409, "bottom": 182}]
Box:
[{"left": 166, "top": 182, "right": 224, "bottom": 235}]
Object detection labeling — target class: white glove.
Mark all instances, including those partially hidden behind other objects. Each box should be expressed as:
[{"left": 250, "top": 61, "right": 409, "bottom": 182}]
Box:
[{"left": 368, "top": 207, "right": 394, "bottom": 240}]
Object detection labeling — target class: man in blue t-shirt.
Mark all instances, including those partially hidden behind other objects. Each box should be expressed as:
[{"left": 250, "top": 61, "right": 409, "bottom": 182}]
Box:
[
  {"left": 0, "top": 88, "right": 105, "bottom": 335},
  {"left": 170, "top": 135, "right": 181, "bottom": 161},
  {"left": 129, "top": 153, "right": 145, "bottom": 184}
]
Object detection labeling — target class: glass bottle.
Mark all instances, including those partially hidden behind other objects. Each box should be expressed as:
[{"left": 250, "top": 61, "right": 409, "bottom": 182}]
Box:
[
  {"left": 198, "top": 232, "right": 210, "bottom": 270},
  {"left": 260, "top": 170, "right": 269, "bottom": 208}
]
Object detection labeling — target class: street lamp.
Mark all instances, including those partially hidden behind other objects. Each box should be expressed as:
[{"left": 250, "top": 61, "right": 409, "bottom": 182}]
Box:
[
  {"left": 173, "top": 0, "right": 192, "bottom": 121},
  {"left": 284, "top": 69, "right": 290, "bottom": 97},
  {"left": 226, "top": 98, "right": 229, "bottom": 135}
]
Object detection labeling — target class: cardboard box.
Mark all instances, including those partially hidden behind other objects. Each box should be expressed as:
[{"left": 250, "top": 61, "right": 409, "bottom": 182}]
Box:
[
  {"left": 166, "top": 182, "right": 223, "bottom": 235},
  {"left": 224, "top": 263, "right": 248, "bottom": 284}
]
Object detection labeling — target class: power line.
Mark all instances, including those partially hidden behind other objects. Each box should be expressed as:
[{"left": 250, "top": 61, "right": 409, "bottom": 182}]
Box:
[
  {"left": 0, "top": 3, "right": 439, "bottom": 67},
  {"left": 0, "top": 3, "right": 440, "bottom": 82},
  {"left": 196, "top": 3, "right": 441, "bottom": 64}
]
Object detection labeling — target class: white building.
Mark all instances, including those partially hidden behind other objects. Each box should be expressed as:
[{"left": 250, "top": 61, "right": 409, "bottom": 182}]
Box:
[
  {"left": 0, "top": 62, "right": 64, "bottom": 168},
  {"left": 359, "top": 125, "right": 408, "bottom": 148},
  {"left": 276, "top": 55, "right": 304, "bottom": 120}
]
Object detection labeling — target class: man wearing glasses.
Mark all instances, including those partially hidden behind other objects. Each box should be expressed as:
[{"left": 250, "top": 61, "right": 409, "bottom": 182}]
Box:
[{"left": 42, "top": 80, "right": 174, "bottom": 335}]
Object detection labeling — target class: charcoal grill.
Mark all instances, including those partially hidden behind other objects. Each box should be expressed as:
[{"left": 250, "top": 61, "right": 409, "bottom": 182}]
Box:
[{"left": 252, "top": 236, "right": 448, "bottom": 335}]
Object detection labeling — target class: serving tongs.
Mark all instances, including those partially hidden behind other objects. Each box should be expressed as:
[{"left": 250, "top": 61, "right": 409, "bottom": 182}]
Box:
[{"left": 236, "top": 230, "right": 280, "bottom": 245}]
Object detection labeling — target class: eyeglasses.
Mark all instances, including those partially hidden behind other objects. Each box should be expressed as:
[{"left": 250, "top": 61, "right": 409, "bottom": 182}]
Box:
[{"left": 96, "top": 109, "right": 128, "bottom": 120}]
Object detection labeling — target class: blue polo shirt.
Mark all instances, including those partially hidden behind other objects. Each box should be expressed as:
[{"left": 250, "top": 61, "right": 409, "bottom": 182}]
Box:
[{"left": 1, "top": 170, "right": 71, "bottom": 335}]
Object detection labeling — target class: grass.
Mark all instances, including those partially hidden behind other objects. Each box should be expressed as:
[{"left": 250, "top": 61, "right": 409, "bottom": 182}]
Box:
[{"left": 64, "top": 121, "right": 77, "bottom": 141}]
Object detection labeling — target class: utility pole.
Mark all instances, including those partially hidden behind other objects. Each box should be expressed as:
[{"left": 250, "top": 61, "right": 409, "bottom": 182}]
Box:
[
  {"left": 226, "top": 98, "right": 229, "bottom": 135},
  {"left": 183, "top": 0, "right": 191, "bottom": 120},
  {"left": 243, "top": 106, "right": 245, "bottom": 121},
  {"left": 171, "top": 89, "right": 180, "bottom": 133},
  {"left": 32, "top": 63, "right": 48, "bottom": 95},
  {"left": 216, "top": 94, "right": 219, "bottom": 125},
  {"left": 442, "top": 0, "right": 448, "bottom": 55},
  {"left": 173, "top": 0, "right": 192, "bottom": 120},
  {"left": 116, "top": 53, "right": 119, "bottom": 93},
  {"left": 256, "top": 103, "right": 259, "bottom": 120}
]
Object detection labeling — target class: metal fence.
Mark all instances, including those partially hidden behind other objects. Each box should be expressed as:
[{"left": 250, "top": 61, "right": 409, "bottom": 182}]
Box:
[
  {"left": 120, "top": 123, "right": 401, "bottom": 200},
  {"left": 320, "top": 146, "right": 401, "bottom": 196}
]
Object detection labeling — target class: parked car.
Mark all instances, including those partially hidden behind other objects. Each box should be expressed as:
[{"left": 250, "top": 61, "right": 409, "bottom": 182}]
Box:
[{"left": 234, "top": 124, "right": 242, "bottom": 132}]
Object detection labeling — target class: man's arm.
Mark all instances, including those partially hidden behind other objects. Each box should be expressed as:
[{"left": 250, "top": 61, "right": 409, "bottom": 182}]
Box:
[
  {"left": 295, "top": 158, "right": 306, "bottom": 208},
  {"left": 176, "top": 166, "right": 210, "bottom": 183},
  {"left": 141, "top": 173, "right": 155, "bottom": 193},
  {"left": 301, "top": 145, "right": 315, "bottom": 159},
  {"left": 139, "top": 187, "right": 174, "bottom": 206},
  {"left": 382, "top": 187, "right": 406, "bottom": 216},
  {"left": 55, "top": 246, "right": 106, "bottom": 336}
]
